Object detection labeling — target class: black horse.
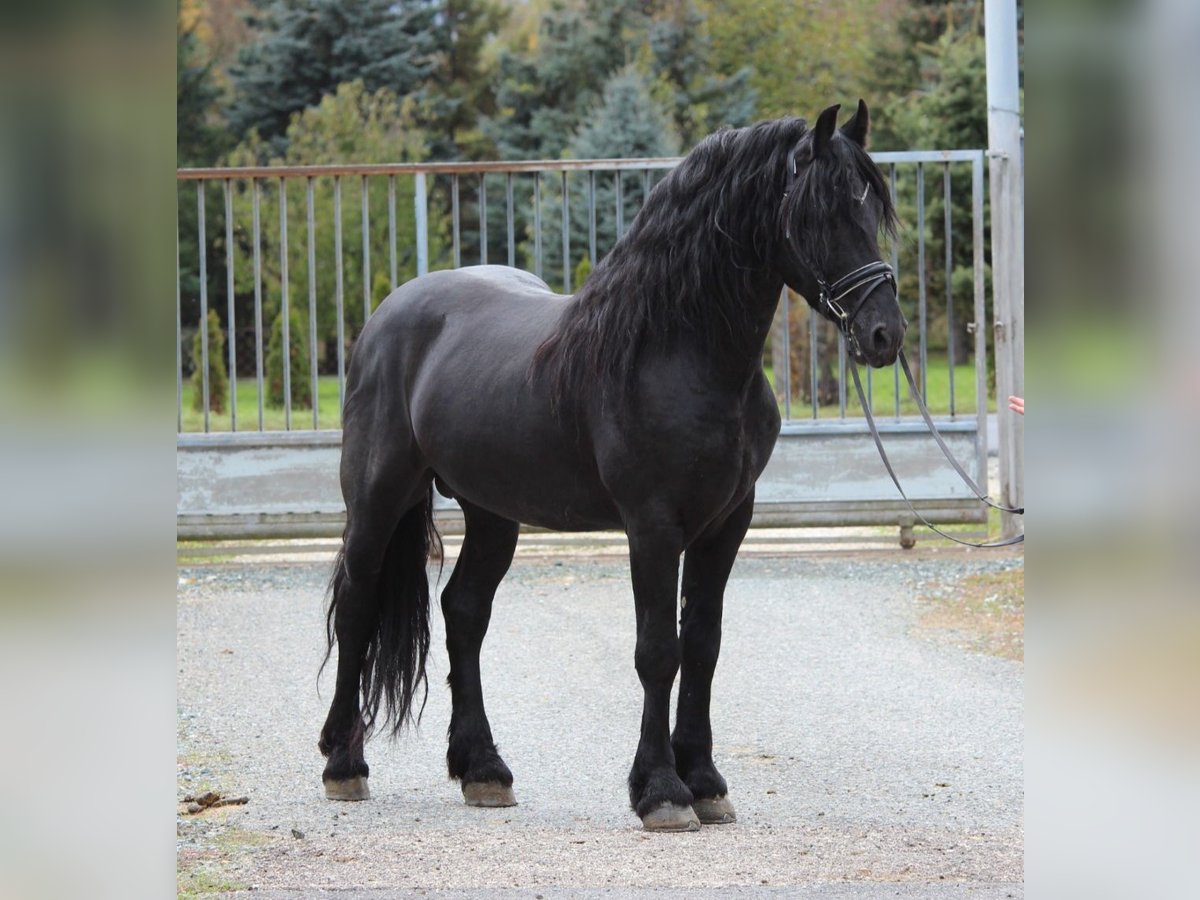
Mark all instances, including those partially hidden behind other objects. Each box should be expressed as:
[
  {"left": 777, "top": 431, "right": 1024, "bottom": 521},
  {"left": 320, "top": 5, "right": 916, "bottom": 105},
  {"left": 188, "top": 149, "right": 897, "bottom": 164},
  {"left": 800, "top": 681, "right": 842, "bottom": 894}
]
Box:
[{"left": 319, "top": 102, "right": 904, "bottom": 831}]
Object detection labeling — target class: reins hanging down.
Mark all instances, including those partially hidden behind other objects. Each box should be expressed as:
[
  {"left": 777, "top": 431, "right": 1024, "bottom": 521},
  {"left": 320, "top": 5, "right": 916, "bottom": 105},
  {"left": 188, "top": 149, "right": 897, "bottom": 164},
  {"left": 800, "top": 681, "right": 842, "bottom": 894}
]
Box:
[{"left": 847, "top": 341, "right": 1024, "bottom": 549}]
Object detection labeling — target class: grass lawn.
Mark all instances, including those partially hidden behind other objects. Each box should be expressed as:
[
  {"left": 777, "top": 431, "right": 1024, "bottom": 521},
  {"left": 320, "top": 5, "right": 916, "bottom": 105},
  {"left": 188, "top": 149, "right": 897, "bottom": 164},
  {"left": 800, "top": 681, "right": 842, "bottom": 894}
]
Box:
[
  {"left": 180, "top": 354, "right": 992, "bottom": 432},
  {"left": 180, "top": 375, "right": 344, "bottom": 432},
  {"left": 765, "top": 353, "right": 994, "bottom": 420}
]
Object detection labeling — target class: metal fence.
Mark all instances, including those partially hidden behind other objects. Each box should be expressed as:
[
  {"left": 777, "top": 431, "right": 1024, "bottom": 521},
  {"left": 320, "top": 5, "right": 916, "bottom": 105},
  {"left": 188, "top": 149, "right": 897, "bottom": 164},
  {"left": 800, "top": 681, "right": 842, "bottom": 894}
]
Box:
[{"left": 177, "top": 150, "right": 993, "bottom": 542}]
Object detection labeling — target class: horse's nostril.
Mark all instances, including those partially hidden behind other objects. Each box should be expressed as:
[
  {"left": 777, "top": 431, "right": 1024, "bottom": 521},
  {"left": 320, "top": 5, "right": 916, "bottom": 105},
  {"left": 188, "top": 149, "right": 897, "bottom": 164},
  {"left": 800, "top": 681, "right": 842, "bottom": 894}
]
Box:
[{"left": 872, "top": 324, "right": 891, "bottom": 353}]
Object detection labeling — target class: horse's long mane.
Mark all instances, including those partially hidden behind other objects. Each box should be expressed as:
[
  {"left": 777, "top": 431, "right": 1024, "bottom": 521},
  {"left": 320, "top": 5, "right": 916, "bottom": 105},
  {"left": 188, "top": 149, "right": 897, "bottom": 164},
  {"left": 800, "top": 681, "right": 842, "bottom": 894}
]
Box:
[{"left": 533, "top": 115, "right": 895, "bottom": 410}]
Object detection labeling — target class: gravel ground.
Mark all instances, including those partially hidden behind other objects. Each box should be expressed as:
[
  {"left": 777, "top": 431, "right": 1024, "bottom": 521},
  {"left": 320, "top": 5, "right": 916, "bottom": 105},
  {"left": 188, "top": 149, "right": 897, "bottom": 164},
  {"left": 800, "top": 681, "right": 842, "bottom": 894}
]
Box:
[{"left": 177, "top": 541, "right": 1023, "bottom": 898}]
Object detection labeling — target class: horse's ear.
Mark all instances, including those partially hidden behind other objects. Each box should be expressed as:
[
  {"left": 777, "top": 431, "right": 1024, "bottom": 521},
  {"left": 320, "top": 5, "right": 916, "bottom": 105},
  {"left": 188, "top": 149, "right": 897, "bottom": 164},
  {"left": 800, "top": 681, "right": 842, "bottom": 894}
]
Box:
[
  {"left": 840, "top": 99, "right": 870, "bottom": 147},
  {"left": 812, "top": 104, "right": 841, "bottom": 157}
]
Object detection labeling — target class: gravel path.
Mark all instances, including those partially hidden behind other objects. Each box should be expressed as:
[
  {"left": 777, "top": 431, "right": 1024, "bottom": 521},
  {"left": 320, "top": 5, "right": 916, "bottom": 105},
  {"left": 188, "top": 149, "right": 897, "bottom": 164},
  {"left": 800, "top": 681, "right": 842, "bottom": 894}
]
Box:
[{"left": 177, "top": 543, "right": 1023, "bottom": 898}]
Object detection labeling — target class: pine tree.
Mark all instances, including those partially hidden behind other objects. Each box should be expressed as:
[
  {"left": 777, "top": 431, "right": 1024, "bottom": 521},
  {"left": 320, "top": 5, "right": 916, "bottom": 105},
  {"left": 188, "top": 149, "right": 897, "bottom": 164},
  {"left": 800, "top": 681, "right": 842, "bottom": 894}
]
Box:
[
  {"left": 485, "top": 0, "right": 651, "bottom": 161},
  {"left": 227, "top": 0, "right": 441, "bottom": 153},
  {"left": 644, "top": 1, "right": 755, "bottom": 146},
  {"left": 530, "top": 66, "right": 680, "bottom": 290},
  {"left": 191, "top": 309, "right": 230, "bottom": 413}
]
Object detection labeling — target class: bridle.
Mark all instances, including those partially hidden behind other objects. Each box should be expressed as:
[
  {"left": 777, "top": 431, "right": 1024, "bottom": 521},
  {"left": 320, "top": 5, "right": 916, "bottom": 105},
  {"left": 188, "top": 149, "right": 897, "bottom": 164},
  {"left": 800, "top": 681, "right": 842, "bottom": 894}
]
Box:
[
  {"left": 783, "top": 153, "right": 1024, "bottom": 548},
  {"left": 815, "top": 260, "right": 895, "bottom": 357},
  {"left": 822, "top": 260, "right": 1025, "bottom": 548}
]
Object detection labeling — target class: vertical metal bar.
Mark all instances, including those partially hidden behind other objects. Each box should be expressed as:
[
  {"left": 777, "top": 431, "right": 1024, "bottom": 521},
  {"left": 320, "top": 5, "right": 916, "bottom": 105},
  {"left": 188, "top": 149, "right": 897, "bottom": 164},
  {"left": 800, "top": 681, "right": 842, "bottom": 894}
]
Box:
[
  {"left": 837, "top": 327, "right": 847, "bottom": 418},
  {"left": 561, "top": 170, "right": 570, "bottom": 292},
  {"left": 614, "top": 172, "right": 624, "bottom": 238},
  {"left": 279, "top": 177, "right": 292, "bottom": 431},
  {"left": 306, "top": 177, "right": 319, "bottom": 430},
  {"left": 944, "top": 163, "right": 956, "bottom": 417},
  {"left": 987, "top": 0, "right": 1024, "bottom": 529},
  {"left": 253, "top": 179, "right": 264, "bottom": 430},
  {"left": 889, "top": 163, "right": 900, "bottom": 420},
  {"left": 588, "top": 171, "right": 597, "bottom": 266},
  {"left": 224, "top": 179, "right": 237, "bottom": 432},
  {"left": 451, "top": 173, "right": 461, "bottom": 269},
  {"left": 414, "top": 172, "right": 429, "bottom": 276},
  {"left": 642, "top": 168, "right": 650, "bottom": 206},
  {"left": 361, "top": 175, "right": 370, "bottom": 324},
  {"left": 809, "top": 308, "right": 819, "bottom": 419},
  {"left": 505, "top": 172, "right": 515, "bottom": 268},
  {"left": 197, "top": 181, "right": 210, "bottom": 432},
  {"left": 916, "top": 162, "right": 928, "bottom": 403},
  {"left": 533, "top": 172, "right": 543, "bottom": 278},
  {"left": 334, "top": 176, "right": 346, "bottom": 419},
  {"left": 388, "top": 174, "right": 397, "bottom": 290},
  {"left": 478, "top": 173, "right": 488, "bottom": 265},
  {"left": 972, "top": 154, "right": 988, "bottom": 486},
  {"left": 781, "top": 287, "right": 791, "bottom": 421},
  {"left": 176, "top": 215, "right": 182, "bottom": 432}
]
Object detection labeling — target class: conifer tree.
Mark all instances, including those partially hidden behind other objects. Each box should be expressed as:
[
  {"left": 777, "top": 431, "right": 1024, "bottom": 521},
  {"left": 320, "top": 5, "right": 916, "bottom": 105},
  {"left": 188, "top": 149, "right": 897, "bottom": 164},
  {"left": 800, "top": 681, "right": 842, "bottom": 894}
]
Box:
[{"left": 227, "top": 0, "right": 441, "bottom": 153}]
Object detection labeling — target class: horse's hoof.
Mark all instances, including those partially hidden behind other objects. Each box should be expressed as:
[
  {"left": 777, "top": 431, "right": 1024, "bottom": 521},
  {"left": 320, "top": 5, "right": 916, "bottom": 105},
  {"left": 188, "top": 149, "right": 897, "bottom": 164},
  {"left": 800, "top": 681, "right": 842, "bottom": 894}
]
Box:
[
  {"left": 324, "top": 776, "right": 370, "bottom": 801},
  {"left": 462, "top": 781, "right": 517, "bottom": 807},
  {"left": 693, "top": 795, "right": 737, "bottom": 825},
  {"left": 641, "top": 802, "right": 701, "bottom": 832}
]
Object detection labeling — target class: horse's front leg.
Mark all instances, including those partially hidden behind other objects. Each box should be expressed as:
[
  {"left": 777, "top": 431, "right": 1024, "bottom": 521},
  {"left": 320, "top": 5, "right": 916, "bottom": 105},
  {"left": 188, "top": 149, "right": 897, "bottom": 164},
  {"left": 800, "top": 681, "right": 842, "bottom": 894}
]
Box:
[
  {"left": 673, "top": 491, "right": 755, "bottom": 825},
  {"left": 626, "top": 521, "right": 699, "bottom": 832}
]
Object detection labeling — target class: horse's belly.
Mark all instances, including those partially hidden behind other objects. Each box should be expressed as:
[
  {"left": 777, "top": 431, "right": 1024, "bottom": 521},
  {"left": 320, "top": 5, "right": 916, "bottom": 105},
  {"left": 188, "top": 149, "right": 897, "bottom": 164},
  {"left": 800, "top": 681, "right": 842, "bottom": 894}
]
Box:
[
  {"left": 411, "top": 370, "right": 621, "bottom": 531},
  {"left": 433, "top": 450, "right": 622, "bottom": 532}
]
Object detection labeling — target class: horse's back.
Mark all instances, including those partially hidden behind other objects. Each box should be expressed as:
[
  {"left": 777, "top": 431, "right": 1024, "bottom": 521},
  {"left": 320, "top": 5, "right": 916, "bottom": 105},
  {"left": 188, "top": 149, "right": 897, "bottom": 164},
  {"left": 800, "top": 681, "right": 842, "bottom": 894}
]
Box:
[{"left": 344, "top": 267, "right": 620, "bottom": 530}]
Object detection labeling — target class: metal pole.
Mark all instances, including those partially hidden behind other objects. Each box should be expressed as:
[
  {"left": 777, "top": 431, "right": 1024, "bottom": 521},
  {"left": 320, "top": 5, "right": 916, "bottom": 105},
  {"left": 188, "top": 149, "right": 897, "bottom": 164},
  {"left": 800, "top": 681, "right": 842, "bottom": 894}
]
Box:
[
  {"left": 388, "top": 175, "right": 397, "bottom": 290},
  {"left": 306, "top": 177, "right": 319, "bottom": 430},
  {"left": 479, "top": 173, "right": 488, "bottom": 265},
  {"left": 224, "top": 179, "right": 237, "bottom": 431},
  {"left": 505, "top": 173, "right": 514, "bottom": 268},
  {"left": 197, "top": 182, "right": 210, "bottom": 432},
  {"left": 972, "top": 154, "right": 988, "bottom": 491},
  {"left": 253, "top": 179, "right": 264, "bottom": 430},
  {"left": 176, "top": 217, "right": 182, "bottom": 433},
  {"left": 561, "top": 170, "right": 570, "bottom": 292},
  {"left": 361, "top": 176, "right": 371, "bottom": 323},
  {"left": 986, "top": 0, "right": 1024, "bottom": 535},
  {"left": 334, "top": 177, "right": 346, "bottom": 419},
  {"left": 415, "top": 172, "right": 429, "bottom": 276},
  {"left": 279, "top": 178, "right": 291, "bottom": 430},
  {"left": 451, "top": 173, "right": 461, "bottom": 269}
]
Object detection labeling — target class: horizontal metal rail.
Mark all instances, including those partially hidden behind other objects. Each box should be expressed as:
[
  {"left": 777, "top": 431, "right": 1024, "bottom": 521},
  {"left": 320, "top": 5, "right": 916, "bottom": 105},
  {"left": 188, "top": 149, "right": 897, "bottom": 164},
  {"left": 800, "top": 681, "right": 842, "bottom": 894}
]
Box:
[{"left": 177, "top": 158, "right": 682, "bottom": 180}]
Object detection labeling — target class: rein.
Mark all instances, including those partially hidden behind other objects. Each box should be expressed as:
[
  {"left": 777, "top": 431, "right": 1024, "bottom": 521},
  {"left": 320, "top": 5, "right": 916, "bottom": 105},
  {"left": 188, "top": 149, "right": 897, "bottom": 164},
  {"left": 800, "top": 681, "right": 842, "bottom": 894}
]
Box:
[{"left": 819, "top": 261, "right": 1025, "bottom": 549}]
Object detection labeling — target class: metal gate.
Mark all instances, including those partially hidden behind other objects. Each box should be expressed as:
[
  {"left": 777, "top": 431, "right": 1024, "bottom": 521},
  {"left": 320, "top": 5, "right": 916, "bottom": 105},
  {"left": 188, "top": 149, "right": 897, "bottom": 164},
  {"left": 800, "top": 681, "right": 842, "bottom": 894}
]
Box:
[{"left": 177, "top": 150, "right": 993, "bottom": 544}]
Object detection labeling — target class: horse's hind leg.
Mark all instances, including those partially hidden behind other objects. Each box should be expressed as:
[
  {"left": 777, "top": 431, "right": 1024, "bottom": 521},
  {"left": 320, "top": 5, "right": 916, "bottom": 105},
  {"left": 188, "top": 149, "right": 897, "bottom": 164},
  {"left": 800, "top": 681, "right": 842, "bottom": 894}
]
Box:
[
  {"left": 319, "top": 461, "right": 432, "bottom": 801},
  {"left": 441, "top": 499, "right": 520, "bottom": 807},
  {"left": 673, "top": 491, "right": 755, "bottom": 825}
]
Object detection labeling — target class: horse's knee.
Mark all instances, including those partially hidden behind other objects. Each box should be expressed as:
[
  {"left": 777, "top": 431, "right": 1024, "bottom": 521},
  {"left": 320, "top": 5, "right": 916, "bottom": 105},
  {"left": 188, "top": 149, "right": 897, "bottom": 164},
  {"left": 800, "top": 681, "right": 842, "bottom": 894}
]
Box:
[{"left": 635, "top": 634, "right": 680, "bottom": 686}]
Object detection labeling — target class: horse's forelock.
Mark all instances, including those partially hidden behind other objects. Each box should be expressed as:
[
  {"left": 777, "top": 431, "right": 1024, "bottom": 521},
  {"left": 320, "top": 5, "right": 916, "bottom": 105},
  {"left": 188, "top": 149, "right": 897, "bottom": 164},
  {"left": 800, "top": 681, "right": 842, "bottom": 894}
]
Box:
[{"left": 782, "top": 133, "right": 897, "bottom": 268}]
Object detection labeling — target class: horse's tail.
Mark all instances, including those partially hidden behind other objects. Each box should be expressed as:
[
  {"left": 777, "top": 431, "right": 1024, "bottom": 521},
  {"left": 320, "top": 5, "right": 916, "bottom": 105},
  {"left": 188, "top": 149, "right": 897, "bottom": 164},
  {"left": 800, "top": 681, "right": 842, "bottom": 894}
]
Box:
[{"left": 323, "top": 485, "right": 442, "bottom": 737}]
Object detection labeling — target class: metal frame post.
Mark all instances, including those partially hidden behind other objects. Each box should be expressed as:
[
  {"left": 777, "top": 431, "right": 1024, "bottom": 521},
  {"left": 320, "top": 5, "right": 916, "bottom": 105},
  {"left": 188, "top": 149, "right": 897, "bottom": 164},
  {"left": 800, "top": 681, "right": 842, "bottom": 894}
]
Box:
[{"left": 986, "top": 0, "right": 1025, "bottom": 536}]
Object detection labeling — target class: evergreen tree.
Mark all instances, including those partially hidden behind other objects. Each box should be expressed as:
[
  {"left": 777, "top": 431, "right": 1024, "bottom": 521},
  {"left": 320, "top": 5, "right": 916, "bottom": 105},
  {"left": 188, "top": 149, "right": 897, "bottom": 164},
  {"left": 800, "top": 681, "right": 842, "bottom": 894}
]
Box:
[
  {"left": 644, "top": 0, "right": 755, "bottom": 146},
  {"left": 227, "top": 0, "right": 441, "bottom": 153},
  {"left": 178, "top": 17, "right": 230, "bottom": 167},
  {"left": 178, "top": 7, "right": 235, "bottom": 358},
  {"left": 191, "top": 309, "right": 230, "bottom": 413},
  {"left": 424, "top": 0, "right": 510, "bottom": 160},
  {"left": 485, "top": 0, "right": 651, "bottom": 160},
  {"left": 530, "top": 67, "right": 680, "bottom": 289}
]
